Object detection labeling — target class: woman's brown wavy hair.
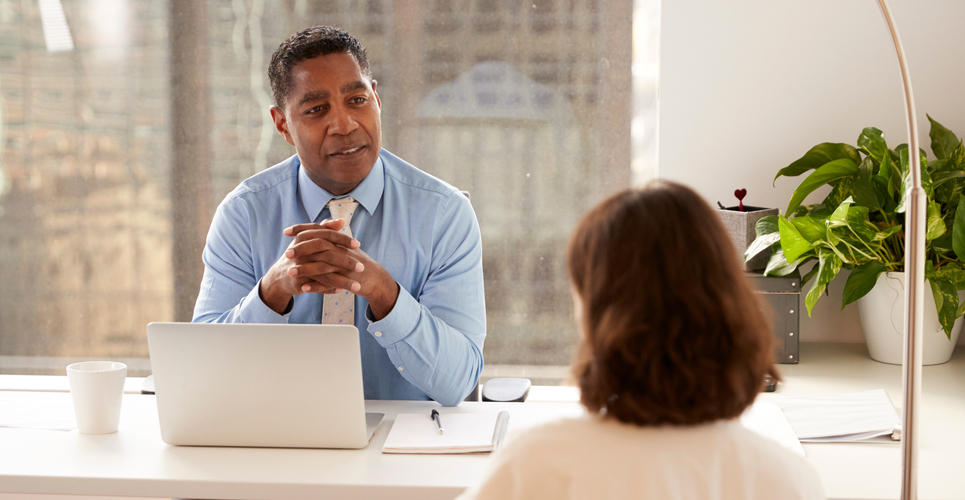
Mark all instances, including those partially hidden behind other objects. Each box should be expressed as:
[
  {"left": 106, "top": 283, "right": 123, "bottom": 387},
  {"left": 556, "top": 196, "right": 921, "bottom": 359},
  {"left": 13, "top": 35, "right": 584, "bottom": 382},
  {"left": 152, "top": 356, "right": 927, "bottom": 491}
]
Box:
[{"left": 566, "top": 181, "right": 778, "bottom": 426}]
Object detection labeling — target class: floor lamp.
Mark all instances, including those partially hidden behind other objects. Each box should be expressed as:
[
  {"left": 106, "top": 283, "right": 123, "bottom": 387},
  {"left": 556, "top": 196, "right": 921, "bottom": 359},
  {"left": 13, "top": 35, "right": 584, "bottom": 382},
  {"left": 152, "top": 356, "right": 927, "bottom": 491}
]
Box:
[{"left": 875, "top": 1, "right": 924, "bottom": 499}]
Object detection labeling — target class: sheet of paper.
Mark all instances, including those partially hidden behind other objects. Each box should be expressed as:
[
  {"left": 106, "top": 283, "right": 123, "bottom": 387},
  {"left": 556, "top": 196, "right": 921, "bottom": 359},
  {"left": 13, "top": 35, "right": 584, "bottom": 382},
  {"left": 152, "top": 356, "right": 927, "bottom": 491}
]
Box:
[
  {"left": 382, "top": 411, "right": 506, "bottom": 454},
  {"left": 0, "top": 392, "right": 76, "bottom": 431},
  {"left": 740, "top": 401, "right": 805, "bottom": 456},
  {"left": 771, "top": 389, "right": 900, "bottom": 442}
]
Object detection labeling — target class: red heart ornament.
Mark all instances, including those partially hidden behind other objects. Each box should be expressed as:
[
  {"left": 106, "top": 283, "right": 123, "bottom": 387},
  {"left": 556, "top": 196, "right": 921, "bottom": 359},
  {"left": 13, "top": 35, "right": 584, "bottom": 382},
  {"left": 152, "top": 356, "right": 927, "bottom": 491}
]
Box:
[{"left": 734, "top": 188, "right": 747, "bottom": 212}]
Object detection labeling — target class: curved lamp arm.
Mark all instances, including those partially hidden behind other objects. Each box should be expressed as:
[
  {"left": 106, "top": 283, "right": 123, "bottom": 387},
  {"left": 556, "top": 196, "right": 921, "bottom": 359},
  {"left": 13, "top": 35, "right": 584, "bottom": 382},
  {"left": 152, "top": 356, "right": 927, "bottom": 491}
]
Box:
[{"left": 876, "top": 1, "right": 923, "bottom": 499}]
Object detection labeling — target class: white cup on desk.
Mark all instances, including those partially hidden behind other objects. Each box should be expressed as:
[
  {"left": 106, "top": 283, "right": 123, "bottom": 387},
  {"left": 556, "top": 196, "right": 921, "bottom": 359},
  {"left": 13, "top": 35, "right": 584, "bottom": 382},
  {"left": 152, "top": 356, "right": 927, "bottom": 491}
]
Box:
[{"left": 66, "top": 361, "right": 127, "bottom": 434}]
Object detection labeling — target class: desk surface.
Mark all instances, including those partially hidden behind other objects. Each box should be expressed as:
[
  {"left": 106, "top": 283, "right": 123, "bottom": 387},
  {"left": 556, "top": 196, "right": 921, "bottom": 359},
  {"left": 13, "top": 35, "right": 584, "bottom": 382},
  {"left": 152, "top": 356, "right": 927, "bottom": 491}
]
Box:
[{"left": 1, "top": 342, "right": 964, "bottom": 500}]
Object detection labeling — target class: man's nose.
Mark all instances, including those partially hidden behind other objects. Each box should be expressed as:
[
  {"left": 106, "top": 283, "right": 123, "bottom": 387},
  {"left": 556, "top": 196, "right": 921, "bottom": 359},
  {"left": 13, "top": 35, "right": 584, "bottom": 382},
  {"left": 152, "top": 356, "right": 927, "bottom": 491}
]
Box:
[{"left": 328, "top": 105, "right": 358, "bottom": 136}]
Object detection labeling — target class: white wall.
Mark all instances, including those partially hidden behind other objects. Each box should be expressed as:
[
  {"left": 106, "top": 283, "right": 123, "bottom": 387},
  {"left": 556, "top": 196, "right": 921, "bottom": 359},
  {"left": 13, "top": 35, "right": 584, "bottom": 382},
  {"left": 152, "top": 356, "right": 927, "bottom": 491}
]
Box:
[{"left": 660, "top": 0, "right": 965, "bottom": 344}]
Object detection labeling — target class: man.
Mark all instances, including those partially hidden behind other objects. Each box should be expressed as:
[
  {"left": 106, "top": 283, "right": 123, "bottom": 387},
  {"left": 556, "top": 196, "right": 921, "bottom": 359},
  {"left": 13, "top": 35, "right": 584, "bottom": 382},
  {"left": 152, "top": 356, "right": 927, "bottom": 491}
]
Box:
[{"left": 193, "top": 26, "right": 486, "bottom": 406}]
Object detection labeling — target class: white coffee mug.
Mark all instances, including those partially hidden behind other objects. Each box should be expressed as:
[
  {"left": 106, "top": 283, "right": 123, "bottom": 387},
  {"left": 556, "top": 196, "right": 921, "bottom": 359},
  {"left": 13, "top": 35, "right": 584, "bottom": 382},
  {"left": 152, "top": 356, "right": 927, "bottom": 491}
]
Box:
[{"left": 66, "top": 361, "right": 127, "bottom": 434}]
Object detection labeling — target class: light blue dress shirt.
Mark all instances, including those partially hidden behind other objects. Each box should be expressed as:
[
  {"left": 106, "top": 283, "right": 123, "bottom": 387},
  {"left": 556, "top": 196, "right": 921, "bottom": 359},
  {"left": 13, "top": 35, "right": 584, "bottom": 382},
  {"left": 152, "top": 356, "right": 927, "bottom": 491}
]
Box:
[{"left": 193, "top": 149, "right": 486, "bottom": 406}]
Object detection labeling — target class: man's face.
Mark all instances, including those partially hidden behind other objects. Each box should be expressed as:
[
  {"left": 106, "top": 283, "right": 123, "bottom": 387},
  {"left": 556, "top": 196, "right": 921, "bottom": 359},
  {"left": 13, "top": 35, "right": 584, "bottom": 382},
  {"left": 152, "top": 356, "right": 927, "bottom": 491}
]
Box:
[{"left": 271, "top": 52, "right": 382, "bottom": 195}]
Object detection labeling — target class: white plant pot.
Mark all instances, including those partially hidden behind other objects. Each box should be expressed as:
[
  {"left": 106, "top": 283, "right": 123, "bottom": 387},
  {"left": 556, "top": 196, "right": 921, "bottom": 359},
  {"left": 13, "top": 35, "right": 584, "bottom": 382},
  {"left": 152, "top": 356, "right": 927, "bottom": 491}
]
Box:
[{"left": 857, "top": 271, "right": 962, "bottom": 365}]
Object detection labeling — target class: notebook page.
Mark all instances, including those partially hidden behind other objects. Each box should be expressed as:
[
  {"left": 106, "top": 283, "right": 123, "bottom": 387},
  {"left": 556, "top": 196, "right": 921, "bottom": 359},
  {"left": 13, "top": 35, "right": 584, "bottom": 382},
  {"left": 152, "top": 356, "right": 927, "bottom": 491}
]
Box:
[{"left": 382, "top": 412, "right": 505, "bottom": 453}]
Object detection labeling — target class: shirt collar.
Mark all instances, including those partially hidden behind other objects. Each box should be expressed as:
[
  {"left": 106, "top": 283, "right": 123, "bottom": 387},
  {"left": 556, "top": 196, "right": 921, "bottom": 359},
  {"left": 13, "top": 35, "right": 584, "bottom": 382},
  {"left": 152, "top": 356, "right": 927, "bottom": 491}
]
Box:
[{"left": 297, "top": 154, "right": 384, "bottom": 222}]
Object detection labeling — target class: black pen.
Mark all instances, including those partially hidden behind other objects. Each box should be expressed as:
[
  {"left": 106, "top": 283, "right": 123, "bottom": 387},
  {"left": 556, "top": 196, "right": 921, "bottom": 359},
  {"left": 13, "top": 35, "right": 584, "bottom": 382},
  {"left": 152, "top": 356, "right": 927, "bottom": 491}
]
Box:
[{"left": 431, "top": 408, "right": 444, "bottom": 434}]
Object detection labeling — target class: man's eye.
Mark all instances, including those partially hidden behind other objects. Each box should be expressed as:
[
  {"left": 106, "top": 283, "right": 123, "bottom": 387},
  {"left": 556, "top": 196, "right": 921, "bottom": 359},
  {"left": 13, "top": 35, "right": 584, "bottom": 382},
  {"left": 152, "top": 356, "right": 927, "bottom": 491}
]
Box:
[
  {"left": 306, "top": 106, "right": 323, "bottom": 114},
  {"left": 351, "top": 97, "right": 366, "bottom": 104}
]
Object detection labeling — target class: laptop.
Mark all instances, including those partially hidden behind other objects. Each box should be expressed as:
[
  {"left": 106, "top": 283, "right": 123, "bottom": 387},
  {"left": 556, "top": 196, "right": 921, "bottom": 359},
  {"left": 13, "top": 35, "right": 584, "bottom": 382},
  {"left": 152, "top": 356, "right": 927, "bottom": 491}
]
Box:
[{"left": 146, "top": 322, "right": 382, "bottom": 449}]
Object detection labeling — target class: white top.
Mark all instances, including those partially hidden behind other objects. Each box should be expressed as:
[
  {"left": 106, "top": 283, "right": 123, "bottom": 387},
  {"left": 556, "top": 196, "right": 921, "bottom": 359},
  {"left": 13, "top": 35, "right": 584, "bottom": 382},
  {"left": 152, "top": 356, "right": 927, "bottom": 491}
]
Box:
[{"left": 458, "top": 415, "right": 826, "bottom": 500}]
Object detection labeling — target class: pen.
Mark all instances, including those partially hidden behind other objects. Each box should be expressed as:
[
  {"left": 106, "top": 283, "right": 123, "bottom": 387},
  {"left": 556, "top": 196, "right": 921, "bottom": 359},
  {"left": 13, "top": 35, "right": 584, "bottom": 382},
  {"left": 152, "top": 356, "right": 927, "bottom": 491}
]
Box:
[{"left": 431, "top": 409, "right": 444, "bottom": 434}]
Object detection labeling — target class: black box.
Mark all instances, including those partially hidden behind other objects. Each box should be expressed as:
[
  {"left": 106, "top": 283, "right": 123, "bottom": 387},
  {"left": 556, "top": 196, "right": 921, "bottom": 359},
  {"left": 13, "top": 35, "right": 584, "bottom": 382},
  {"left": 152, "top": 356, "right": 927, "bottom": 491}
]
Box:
[{"left": 746, "top": 270, "right": 800, "bottom": 364}]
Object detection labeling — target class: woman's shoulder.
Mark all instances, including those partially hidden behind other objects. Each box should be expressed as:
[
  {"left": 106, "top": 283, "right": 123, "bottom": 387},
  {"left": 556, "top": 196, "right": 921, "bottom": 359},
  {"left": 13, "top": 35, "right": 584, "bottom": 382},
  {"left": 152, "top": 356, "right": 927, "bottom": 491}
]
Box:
[{"left": 712, "top": 421, "right": 826, "bottom": 499}]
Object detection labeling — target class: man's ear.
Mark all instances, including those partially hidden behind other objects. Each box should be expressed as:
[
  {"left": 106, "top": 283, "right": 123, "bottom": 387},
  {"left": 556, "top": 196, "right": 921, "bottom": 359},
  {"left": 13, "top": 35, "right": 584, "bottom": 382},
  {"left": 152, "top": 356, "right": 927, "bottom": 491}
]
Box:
[
  {"left": 371, "top": 80, "right": 381, "bottom": 109},
  {"left": 270, "top": 105, "right": 295, "bottom": 146}
]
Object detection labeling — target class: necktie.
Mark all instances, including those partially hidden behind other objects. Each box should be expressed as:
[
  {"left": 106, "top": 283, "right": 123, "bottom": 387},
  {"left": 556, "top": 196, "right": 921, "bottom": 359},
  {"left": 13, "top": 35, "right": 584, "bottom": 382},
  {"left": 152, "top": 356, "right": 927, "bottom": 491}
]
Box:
[{"left": 322, "top": 197, "right": 359, "bottom": 325}]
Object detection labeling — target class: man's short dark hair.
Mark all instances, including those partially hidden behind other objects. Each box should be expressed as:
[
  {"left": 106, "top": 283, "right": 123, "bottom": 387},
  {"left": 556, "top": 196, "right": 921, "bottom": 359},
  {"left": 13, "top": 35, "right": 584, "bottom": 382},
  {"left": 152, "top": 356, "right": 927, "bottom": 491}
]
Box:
[{"left": 268, "top": 25, "right": 372, "bottom": 111}]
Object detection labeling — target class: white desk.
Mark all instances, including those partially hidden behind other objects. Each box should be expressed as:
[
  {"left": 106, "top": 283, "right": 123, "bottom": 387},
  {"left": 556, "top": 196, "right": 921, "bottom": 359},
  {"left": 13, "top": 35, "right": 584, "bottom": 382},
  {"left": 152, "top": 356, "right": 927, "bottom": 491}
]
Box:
[
  {"left": 1, "top": 343, "right": 964, "bottom": 500},
  {"left": 0, "top": 395, "right": 584, "bottom": 500}
]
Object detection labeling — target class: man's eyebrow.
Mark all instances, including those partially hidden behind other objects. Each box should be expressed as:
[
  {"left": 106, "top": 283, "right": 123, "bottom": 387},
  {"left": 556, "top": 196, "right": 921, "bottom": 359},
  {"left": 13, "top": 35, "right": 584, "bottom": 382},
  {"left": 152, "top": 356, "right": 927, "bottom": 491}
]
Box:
[
  {"left": 341, "top": 81, "right": 368, "bottom": 94},
  {"left": 297, "top": 90, "right": 329, "bottom": 107}
]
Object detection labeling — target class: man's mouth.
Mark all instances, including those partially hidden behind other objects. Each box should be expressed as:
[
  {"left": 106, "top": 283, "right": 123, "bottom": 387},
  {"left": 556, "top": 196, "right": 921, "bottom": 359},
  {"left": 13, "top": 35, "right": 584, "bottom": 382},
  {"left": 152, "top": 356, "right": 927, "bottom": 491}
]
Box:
[{"left": 330, "top": 145, "right": 365, "bottom": 157}]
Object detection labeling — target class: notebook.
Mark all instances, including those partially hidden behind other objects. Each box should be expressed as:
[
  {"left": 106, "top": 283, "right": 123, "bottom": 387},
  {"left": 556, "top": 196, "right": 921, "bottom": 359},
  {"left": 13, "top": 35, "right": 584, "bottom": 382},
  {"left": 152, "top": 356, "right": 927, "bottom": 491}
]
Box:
[
  {"left": 382, "top": 410, "right": 510, "bottom": 454},
  {"left": 146, "top": 322, "right": 382, "bottom": 449},
  {"left": 770, "top": 389, "right": 902, "bottom": 443}
]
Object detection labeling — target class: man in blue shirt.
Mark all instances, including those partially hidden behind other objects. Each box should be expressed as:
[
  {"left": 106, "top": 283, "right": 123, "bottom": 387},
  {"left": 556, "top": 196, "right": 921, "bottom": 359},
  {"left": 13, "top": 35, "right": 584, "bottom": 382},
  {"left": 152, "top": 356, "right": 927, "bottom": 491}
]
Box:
[{"left": 193, "top": 26, "right": 486, "bottom": 406}]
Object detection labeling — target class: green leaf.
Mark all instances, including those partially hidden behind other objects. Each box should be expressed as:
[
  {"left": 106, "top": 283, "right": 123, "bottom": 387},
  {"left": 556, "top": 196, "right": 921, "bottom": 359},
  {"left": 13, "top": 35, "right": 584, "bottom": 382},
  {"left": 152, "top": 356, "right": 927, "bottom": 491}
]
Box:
[
  {"left": 842, "top": 261, "right": 887, "bottom": 307},
  {"left": 827, "top": 197, "right": 854, "bottom": 227},
  {"left": 774, "top": 143, "right": 862, "bottom": 184},
  {"left": 927, "top": 200, "right": 947, "bottom": 241},
  {"left": 745, "top": 232, "right": 781, "bottom": 262},
  {"left": 845, "top": 206, "right": 878, "bottom": 243},
  {"left": 779, "top": 216, "right": 815, "bottom": 263},
  {"left": 858, "top": 127, "right": 888, "bottom": 161},
  {"left": 764, "top": 244, "right": 803, "bottom": 276},
  {"left": 931, "top": 170, "right": 965, "bottom": 197},
  {"left": 790, "top": 216, "right": 827, "bottom": 243},
  {"left": 804, "top": 249, "right": 843, "bottom": 316},
  {"left": 930, "top": 169, "right": 965, "bottom": 189},
  {"left": 935, "top": 264, "right": 965, "bottom": 289},
  {"left": 954, "top": 194, "right": 965, "bottom": 259},
  {"left": 824, "top": 177, "right": 855, "bottom": 209},
  {"left": 874, "top": 224, "right": 903, "bottom": 242},
  {"left": 927, "top": 114, "right": 961, "bottom": 160},
  {"left": 930, "top": 278, "right": 958, "bottom": 339},
  {"left": 785, "top": 158, "right": 859, "bottom": 215},
  {"left": 949, "top": 143, "right": 965, "bottom": 170},
  {"left": 932, "top": 231, "right": 954, "bottom": 254},
  {"left": 956, "top": 298, "right": 965, "bottom": 320},
  {"left": 853, "top": 157, "right": 883, "bottom": 210},
  {"left": 878, "top": 151, "right": 900, "bottom": 198},
  {"left": 755, "top": 215, "right": 779, "bottom": 236}
]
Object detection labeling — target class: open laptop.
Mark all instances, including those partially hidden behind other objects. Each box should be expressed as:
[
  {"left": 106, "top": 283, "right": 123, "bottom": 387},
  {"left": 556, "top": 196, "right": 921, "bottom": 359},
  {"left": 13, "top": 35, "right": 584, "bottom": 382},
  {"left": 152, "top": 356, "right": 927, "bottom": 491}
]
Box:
[{"left": 146, "top": 322, "right": 382, "bottom": 449}]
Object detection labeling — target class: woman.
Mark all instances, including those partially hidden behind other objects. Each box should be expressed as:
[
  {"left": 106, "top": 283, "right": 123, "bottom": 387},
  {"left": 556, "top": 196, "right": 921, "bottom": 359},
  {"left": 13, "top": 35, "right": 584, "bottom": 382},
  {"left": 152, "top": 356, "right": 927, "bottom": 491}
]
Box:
[{"left": 459, "top": 182, "right": 824, "bottom": 500}]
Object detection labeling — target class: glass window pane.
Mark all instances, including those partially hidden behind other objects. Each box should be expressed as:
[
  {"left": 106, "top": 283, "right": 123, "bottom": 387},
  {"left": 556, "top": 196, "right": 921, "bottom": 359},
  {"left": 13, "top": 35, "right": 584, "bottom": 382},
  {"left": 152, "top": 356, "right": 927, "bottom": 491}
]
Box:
[{"left": 0, "top": 0, "right": 657, "bottom": 383}]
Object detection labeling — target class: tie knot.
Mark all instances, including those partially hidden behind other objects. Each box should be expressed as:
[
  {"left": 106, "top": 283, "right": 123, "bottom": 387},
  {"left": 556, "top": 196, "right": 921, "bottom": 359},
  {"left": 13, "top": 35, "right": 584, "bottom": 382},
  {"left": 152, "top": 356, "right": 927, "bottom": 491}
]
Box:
[{"left": 328, "top": 197, "right": 359, "bottom": 226}]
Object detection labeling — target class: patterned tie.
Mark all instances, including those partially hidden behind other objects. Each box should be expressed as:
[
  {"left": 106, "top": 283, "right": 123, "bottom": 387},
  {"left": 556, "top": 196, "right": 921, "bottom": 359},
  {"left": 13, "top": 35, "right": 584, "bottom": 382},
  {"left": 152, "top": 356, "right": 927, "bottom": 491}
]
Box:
[{"left": 322, "top": 196, "right": 359, "bottom": 325}]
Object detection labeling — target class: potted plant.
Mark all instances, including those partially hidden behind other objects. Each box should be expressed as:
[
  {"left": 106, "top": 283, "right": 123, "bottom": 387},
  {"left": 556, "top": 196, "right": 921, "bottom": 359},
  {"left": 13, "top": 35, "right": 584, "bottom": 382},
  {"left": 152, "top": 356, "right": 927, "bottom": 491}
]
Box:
[{"left": 745, "top": 115, "right": 965, "bottom": 364}]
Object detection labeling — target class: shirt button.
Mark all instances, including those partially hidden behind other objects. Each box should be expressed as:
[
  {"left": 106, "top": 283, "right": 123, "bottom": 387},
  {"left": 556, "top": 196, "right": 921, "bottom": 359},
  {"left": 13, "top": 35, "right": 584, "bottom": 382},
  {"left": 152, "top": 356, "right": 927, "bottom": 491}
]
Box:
[
  {"left": 374, "top": 331, "right": 383, "bottom": 337},
  {"left": 397, "top": 366, "right": 404, "bottom": 372}
]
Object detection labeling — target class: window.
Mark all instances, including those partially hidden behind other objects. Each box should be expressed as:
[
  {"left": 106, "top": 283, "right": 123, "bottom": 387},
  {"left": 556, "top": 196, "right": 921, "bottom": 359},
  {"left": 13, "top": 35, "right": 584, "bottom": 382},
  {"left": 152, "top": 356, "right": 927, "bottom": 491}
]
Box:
[{"left": 0, "top": 0, "right": 658, "bottom": 384}]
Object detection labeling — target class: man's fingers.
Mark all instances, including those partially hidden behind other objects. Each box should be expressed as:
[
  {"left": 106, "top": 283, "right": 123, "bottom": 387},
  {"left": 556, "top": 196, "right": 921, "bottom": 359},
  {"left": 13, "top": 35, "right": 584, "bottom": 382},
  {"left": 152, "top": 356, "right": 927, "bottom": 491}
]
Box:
[
  {"left": 304, "top": 273, "right": 361, "bottom": 293},
  {"left": 288, "top": 228, "right": 360, "bottom": 254},
  {"left": 287, "top": 237, "right": 363, "bottom": 262},
  {"left": 288, "top": 257, "right": 364, "bottom": 278},
  {"left": 285, "top": 219, "right": 343, "bottom": 236},
  {"left": 299, "top": 281, "right": 338, "bottom": 294}
]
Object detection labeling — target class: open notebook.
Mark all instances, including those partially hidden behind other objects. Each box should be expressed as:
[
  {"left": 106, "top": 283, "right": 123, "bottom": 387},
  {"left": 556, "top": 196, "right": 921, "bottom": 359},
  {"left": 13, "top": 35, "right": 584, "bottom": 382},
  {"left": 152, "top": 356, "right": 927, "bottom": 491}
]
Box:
[{"left": 382, "top": 411, "right": 510, "bottom": 454}]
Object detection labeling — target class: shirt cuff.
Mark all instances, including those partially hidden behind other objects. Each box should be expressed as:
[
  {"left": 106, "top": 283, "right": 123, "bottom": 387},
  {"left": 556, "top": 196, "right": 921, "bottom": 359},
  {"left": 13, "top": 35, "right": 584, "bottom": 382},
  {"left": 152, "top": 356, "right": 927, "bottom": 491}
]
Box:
[
  {"left": 366, "top": 283, "right": 419, "bottom": 346},
  {"left": 238, "top": 279, "right": 292, "bottom": 324}
]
